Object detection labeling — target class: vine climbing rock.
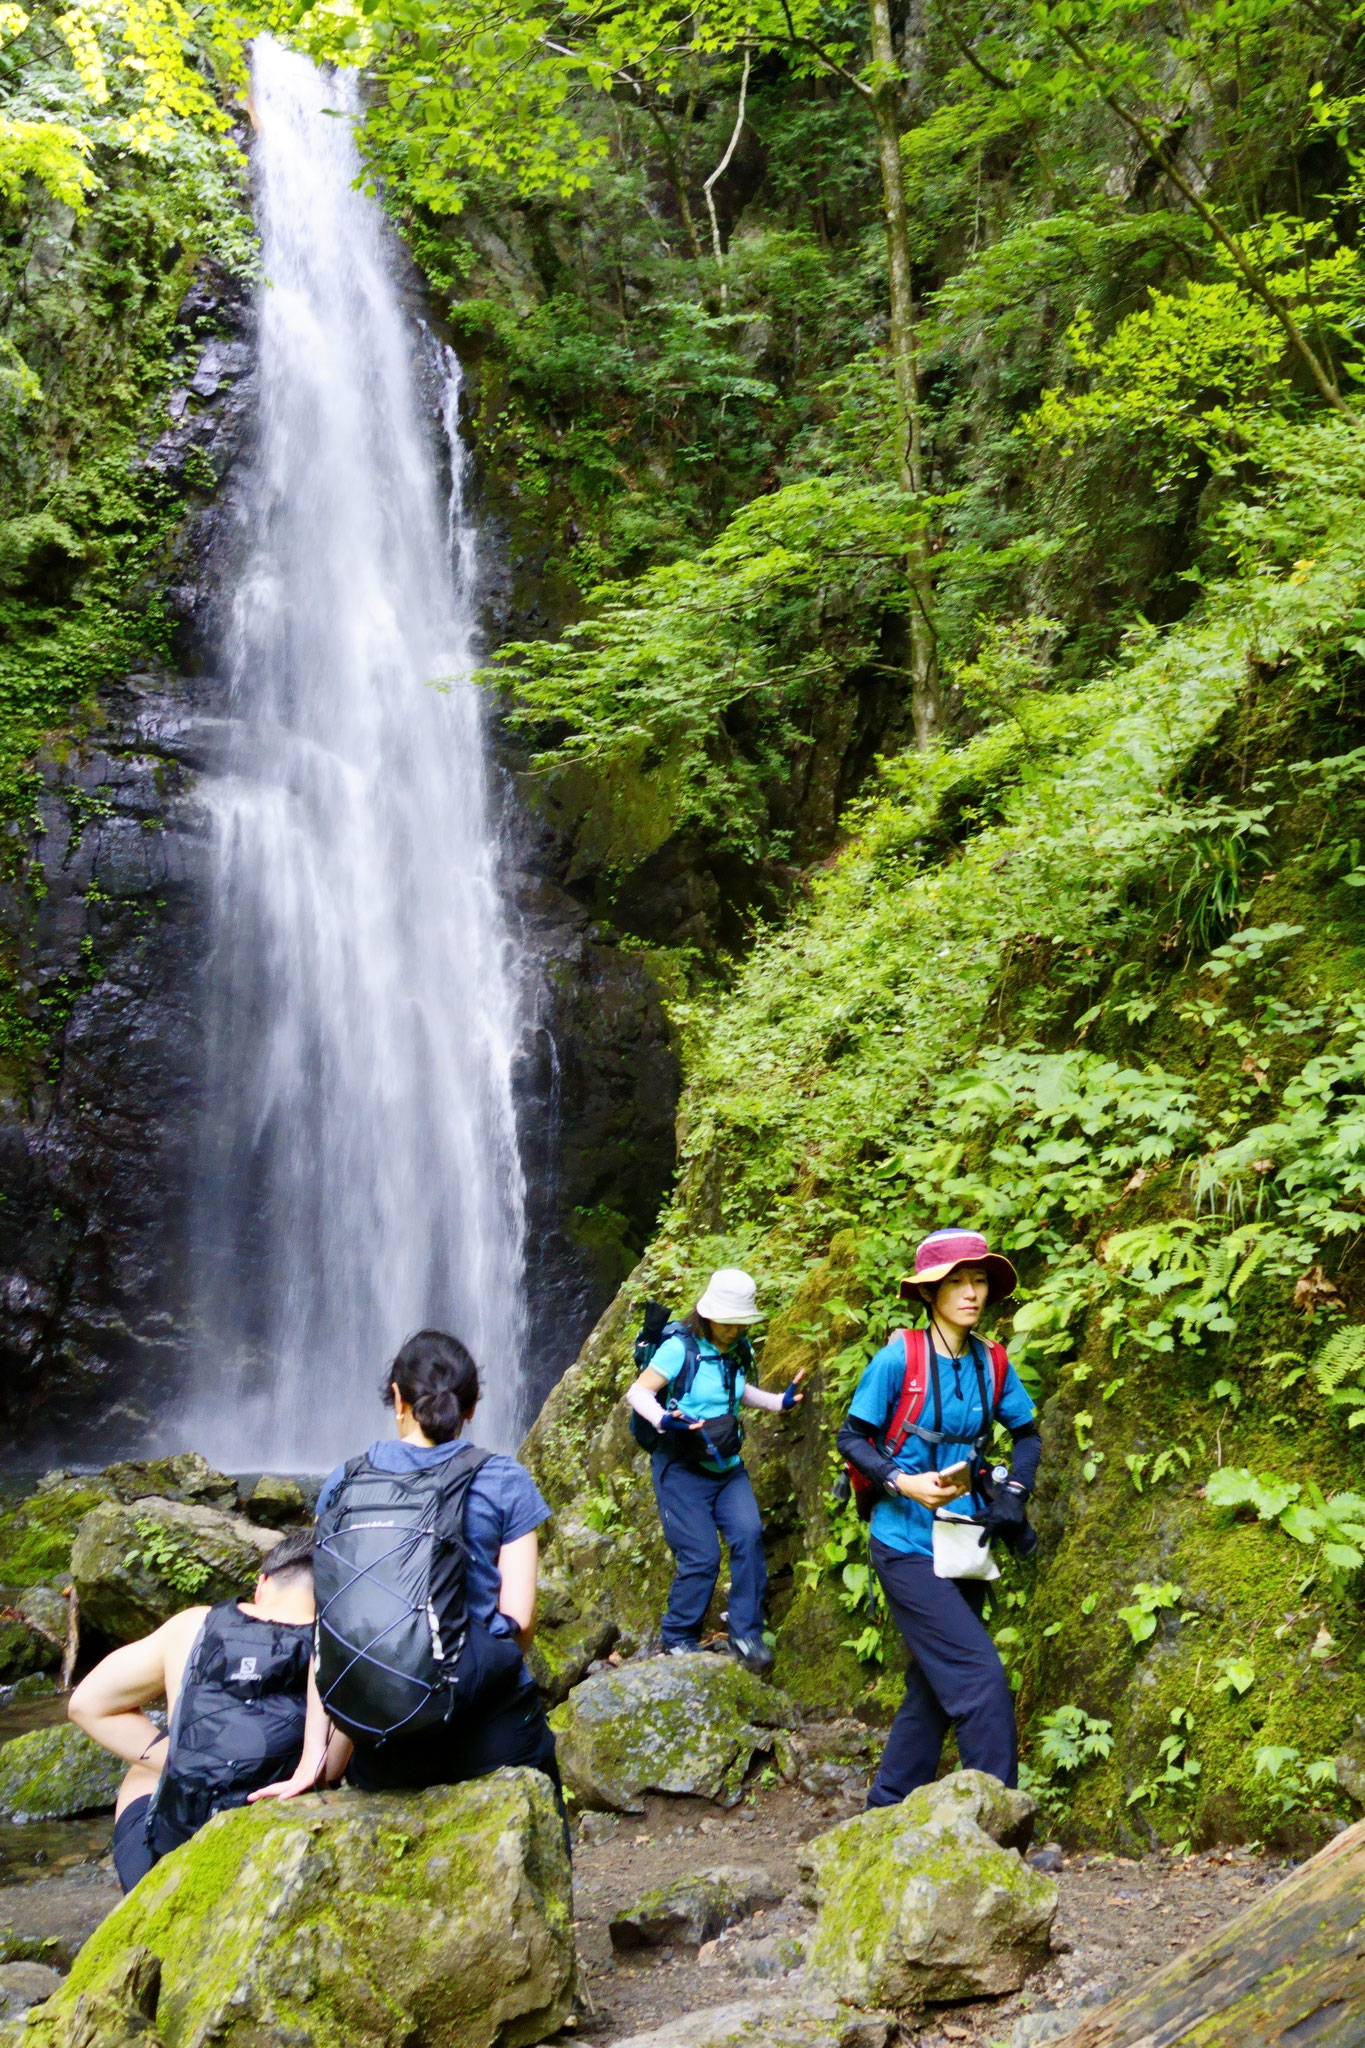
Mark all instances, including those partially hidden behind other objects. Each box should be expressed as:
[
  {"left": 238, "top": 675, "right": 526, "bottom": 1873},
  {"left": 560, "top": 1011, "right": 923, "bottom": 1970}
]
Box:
[
  {"left": 798, "top": 1770, "right": 1056, "bottom": 2012},
  {"left": 0, "top": 1723, "right": 123, "bottom": 1822},
  {"left": 1046, "top": 1816, "right": 1365, "bottom": 2045},
  {"left": 6, "top": 1771, "right": 574, "bottom": 2048},
  {"left": 69, "top": 1498, "right": 277, "bottom": 1641},
  {"left": 548, "top": 1652, "right": 798, "bottom": 1812}
]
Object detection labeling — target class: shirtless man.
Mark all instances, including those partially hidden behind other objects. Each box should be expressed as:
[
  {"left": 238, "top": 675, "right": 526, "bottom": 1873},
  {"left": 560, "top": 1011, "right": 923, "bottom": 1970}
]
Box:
[{"left": 67, "top": 1529, "right": 342, "bottom": 1891}]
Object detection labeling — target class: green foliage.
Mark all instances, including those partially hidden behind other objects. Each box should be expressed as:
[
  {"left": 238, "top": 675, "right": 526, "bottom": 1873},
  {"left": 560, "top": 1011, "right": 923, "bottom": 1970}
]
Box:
[
  {"left": 1116, "top": 1581, "right": 1182, "bottom": 1646},
  {"left": 1022, "top": 1702, "right": 1115, "bottom": 1825},
  {"left": 1202, "top": 1466, "right": 1365, "bottom": 1582},
  {"left": 124, "top": 1517, "right": 212, "bottom": 1598}
]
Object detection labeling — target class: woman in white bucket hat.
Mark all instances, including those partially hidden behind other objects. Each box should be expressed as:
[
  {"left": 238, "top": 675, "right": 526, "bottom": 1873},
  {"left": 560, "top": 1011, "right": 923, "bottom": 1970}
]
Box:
[{"left": 626, "top": 1267, "right": 805, "bottom": 1674}]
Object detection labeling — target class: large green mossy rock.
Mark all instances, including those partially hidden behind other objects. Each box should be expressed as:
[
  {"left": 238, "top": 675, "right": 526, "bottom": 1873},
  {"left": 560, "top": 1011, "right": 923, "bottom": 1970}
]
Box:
[
  {"left": 798, "top": 1770, "right": 1056, "bottom": 2013},
  {"left": 240, "top": 1474, "right": 309, "bottom": 1528},
  {"left": 71, "top": 1498, "right": 276, "bottom": 1642},
  {"left": 0, "top": 1481, "right": 114, "bottom": 1593},
  {"left": 0, "top": 1722, "right": 123, "bottom": 1820},
  {"left": 96, "top": 1456, "right": 238, "bottom": 1513},
  {"left": 549, "top": 1653, "right": 798, "bottom": 1812},
  {"left": 15, "top": 1769, "right": 574, "bottom": 2048}
]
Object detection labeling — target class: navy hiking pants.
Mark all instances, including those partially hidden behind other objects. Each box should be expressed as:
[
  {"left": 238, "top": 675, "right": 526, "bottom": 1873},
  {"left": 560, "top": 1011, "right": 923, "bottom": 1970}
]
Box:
[
  {"left": 868, "top": 1537, "right": 1017, "bottom": 1805},
  {"left": 651, "top": 1453, "right": 767, "bottom": 1647}
]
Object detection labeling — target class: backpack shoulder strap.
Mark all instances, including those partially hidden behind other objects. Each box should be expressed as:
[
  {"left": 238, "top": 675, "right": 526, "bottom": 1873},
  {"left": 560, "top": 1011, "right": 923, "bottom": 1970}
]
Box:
[
  {"left": 667, "top": 1324, "right": 703, "bottom": 1403},
  {"left": 988, "top": 1339, "right": 1010, "bottom": 1409},
  {"left": 884, "top": 1329, "right": 931, "bottom": 1454}
]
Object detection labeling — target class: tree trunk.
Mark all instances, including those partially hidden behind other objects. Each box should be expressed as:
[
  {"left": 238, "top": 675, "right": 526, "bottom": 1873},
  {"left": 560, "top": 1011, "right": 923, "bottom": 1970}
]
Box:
[
  {"left": 1056, "top": 1816, "right": 1365, "bottom": 2045},
  {"left": 867, "top": 0, "right": 939, "bottom": 746}
]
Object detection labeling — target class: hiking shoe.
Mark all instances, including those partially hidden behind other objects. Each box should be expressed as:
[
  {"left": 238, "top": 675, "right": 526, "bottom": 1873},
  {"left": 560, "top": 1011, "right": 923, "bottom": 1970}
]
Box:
[
  {"left": 728, "top": 1634, "right": 775, "bottom": 1675},
  {"left": 662, "top": 1640, "right": 702, "bottom": 1657}
]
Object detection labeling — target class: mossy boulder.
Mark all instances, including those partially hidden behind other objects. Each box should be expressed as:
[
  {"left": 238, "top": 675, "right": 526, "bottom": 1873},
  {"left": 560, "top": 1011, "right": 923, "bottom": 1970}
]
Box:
[
  {"left": 0, "top": 1481, "right": 113, "bottom": 1592},
  {"left": 549, "top": 1653, "right": 798, "bottom": 1812},
  {"left": 0, "top": 1615, "right": 53, "bottom": 1684},
  {"left": 71, "top": 1499, "right": 276, "bottom": 1642},
  {"left": 16, "top": 1770, "right": 573, "bottom": 2048},
  {"left": 0, "top": 1946, "right": 162, "bottom": 2047},
  {"left": 0, "top": 1722, "right": 124, "bottom": 1820},
  {"left": 609, "top": 1865, "right": 784, "bottom": 1949},
  {"left": 798, "top": 1770, "right": 1055, "bottom": 2013},
  {"left": 239, "top": 1475, "right": 309, "bottom": 1528},
  {"left": 98, "top": 1456, "right": 238, "bottom": 1514},
  {"left": 526, "top": 1568, "right": 619, "bottom": 1705},
  {"left": 773, "top": 1719, "right": 879, "bottom": 1799}
]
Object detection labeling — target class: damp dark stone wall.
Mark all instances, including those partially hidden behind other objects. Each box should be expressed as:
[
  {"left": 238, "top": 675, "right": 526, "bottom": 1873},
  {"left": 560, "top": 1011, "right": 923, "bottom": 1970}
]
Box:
[{"left": 0, "top": 267, "right": 686, "bottom": 1462}]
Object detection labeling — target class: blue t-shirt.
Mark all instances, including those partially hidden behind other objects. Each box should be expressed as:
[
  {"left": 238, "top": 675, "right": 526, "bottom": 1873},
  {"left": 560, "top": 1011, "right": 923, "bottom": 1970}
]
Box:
[
  {"left": 652, "top": 1332, "right": 747, "bottom": 1472},
  {"left": 848, "top": 1334, "right": 1036, "bottom": 1557},
  {"left": 315, "top": 1439, "right": 549, "bottom": 1646}
]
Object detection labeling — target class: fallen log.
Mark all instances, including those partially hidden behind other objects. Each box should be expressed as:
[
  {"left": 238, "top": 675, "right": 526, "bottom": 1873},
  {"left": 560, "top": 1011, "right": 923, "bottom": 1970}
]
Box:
[{"left": 1055, "top": 1818, "right": 1365, "bottom": 2046}]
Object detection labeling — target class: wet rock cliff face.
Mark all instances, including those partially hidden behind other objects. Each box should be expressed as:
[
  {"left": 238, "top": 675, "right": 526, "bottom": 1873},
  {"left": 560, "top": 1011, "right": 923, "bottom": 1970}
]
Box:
[
  {"left": 0, "top": 266, "right": 256, "bottom": 1459},
  {"left": 0, "top": 268, "right": 683, "bottom": 1459}
]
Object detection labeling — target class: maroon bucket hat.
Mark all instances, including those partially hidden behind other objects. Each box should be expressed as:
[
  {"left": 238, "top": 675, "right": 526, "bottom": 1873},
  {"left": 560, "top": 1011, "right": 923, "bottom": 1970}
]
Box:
[{"left": 898, "top": 1228, "right": 1018, "bottom": 1305}]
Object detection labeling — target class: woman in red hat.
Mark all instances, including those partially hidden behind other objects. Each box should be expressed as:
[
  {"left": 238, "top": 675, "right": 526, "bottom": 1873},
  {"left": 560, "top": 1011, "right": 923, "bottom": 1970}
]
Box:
[{"left": 836, "top": 1229, "right": 1041, "bottom": 1804}]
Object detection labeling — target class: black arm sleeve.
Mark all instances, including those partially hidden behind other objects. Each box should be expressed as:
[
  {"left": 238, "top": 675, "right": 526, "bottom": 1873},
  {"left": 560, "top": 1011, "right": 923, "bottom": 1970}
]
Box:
[
  {"left": 837, "top": 1416, "right": 898, "bottom": 1492},
  {"left": 1009, "top": 1420, "right": 1042, "bottom": 1493}
]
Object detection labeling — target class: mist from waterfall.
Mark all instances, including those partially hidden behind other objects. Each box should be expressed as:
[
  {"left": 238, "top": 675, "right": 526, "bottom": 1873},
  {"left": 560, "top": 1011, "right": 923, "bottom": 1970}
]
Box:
[{"left": 186, "top": 36, "right": 528, "bottom": 1470}]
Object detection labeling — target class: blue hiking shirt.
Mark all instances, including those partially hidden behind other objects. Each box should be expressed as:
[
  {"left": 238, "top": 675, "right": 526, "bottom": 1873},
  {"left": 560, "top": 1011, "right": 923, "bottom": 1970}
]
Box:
[
  {"left": 315, "top": 1438, "right": 549, "bottom": 1677},
  {"left": 847, "top": 1334, "right": 1036, "bottom": 1558},
  {"left": 651, "top": 1331, "right": 747, "bottom": 1473}
]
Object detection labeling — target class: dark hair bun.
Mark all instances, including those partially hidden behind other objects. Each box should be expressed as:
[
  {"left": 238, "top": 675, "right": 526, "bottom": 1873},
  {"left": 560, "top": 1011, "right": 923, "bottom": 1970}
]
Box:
[{"left": 380, "top": 1329, "right": 480, "bottom": 1445}]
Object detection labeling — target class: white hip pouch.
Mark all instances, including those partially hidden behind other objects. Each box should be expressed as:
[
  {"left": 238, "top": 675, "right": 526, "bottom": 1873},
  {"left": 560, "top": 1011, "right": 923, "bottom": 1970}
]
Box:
[{"left": 932, "top": 1510, "right": 999, "bottom": 1581}]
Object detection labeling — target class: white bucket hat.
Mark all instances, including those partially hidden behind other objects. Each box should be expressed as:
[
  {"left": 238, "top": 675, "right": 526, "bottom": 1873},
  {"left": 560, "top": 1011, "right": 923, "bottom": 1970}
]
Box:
[{"left": 696, "top": 1267, "right": 760, "bottom": 1325}]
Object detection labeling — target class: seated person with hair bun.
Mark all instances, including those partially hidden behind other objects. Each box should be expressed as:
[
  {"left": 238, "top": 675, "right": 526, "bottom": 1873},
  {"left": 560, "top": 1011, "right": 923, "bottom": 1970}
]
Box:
[{"left": 252, "top": 1329, "right": 560, "bottom": 1806}]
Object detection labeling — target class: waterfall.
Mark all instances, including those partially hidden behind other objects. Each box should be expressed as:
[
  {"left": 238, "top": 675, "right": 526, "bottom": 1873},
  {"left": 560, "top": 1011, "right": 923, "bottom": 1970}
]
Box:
[{"left": 185, "top": 37, "right": 528, "bottom": 1470}]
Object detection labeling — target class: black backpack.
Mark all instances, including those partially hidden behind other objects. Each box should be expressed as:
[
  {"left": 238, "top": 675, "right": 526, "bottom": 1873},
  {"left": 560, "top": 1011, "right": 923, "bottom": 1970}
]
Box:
[
  {"left": 145, "top": 1601, "right": 312, "bottom": 1853},
  {"left": 313, "top": 1445, "right": 525, "bottom": 1745},
  {"left": 628, "top": 1302, "right": 749, "bottom": 1460}
]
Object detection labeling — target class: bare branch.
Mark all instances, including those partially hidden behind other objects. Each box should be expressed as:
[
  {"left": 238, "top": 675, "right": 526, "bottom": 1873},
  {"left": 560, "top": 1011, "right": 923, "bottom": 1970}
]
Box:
[{"left": 703, "top": 46, "right": 751, "bottom": 307}]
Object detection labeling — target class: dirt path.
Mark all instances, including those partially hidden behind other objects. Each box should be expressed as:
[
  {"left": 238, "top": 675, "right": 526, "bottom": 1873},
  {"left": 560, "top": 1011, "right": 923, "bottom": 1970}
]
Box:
[{"left": 568, "top": 1781, "right": 1294, "bottom": 2044}]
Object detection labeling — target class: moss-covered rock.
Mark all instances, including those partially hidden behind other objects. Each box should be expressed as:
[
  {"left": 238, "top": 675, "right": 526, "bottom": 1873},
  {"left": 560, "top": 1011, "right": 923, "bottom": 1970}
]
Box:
[
  {"left": 70, "top": 1499, "right": 276, "bottom": 1642},
  {"left": 773, "top": 1720, "right": 879, "bottom": 1800},
  {"left": 1, "top": 1945, "right": 163, "bottom": 2048},
  {"left": 98, "top": 1457, "right": 238, "bottom": 1514},
  {"left": 0, "top": 1481, "right": 113, "bottom": 1593},
  {"left": 16, "top": 1770, "right": 573, "bottom": 2048},
  {"left": 549, "top": 1653, "right": 798, "bottom": 1812},
  {"left": 609, "top": 1865, "right": 784, "bottom": 1949},
  {"left": 239, "top": 1475, "right": 309, "bottom": 1528},
  {"left": 0, "top": 1616, "right": 52, "bottom": 1685},
  {"left": 798, "top": 1770, "right": 1054, "bottom": 2013},
  {"left": 525, "top": 1567, "right": 618, "bottom": 1704},
  {"left": 0, "top": 1722, "right": 123, "bottom": 1820}
]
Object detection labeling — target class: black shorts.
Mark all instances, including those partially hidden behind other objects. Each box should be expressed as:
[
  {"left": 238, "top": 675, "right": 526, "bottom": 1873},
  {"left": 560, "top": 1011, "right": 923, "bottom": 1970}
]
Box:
[{"left": 112, "top": 1795, "right": 157, "bottom": 1894}]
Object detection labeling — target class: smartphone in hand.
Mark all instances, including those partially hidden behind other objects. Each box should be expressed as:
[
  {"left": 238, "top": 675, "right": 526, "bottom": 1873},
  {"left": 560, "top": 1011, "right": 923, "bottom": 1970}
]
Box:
[{"left": 938, "top": 1460, "right": 972, "bottom": 1495}]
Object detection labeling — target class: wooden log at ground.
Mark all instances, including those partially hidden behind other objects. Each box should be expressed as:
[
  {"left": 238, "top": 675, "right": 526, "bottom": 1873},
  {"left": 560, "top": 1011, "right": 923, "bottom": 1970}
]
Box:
[{"left": 1055, "top": 1819, "right": 1365, "bottom": 2046}]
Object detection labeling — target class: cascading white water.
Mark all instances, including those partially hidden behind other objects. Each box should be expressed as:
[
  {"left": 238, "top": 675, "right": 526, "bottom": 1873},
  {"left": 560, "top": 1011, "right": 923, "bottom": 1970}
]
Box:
[{"left": 186, "top": 36, "right": 528, "bottom": 1469}]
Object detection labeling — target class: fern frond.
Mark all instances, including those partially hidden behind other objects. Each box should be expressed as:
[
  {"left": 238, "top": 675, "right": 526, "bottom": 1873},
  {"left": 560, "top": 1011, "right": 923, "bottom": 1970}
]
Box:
[{"left": 1312, "top": 1325, "right": 1365, "bottom": 1394}]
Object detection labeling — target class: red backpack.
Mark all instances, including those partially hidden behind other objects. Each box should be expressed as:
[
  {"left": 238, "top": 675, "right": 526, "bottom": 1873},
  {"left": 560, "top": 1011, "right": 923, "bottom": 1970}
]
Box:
[{"left": 846, "top": 1328, "right": 1010, "bottom": 1521}]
